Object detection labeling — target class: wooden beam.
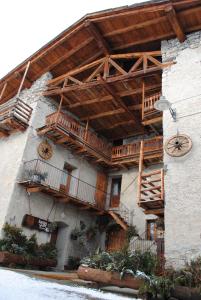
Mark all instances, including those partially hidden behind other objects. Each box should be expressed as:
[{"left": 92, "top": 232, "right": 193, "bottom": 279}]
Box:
[
  {"left": 0, "top": 82, "right": 8, "bottom": 103},
  {"left": 81, "top": 108, "right": 125, "bottom": 121},
  {"left": 144, "top": 208, "right": 164, "bottom": 215},
  {"left": 100, "top": 78, "right": 136, "bottom": 121},
  {"left": 165, "top": 5, "right": 186, "bottom": 43},
  {"left": 27, "top": 187, "right": 43, "bottom": 193},
  {"left": 69, "top": 83, "right": 161, "bottom": 109},
  {"left": 113, "top": 32, "right": 175, "bottom": 51},
  {"left": 96, "top": 119, "right": 135, "bottom": 131},
  {"left": 17, "top": 61, "right": 31, "bottom": 97},
  {"left": 108, "top": 211, "right": 128, "bottom": 231},
  {"left": 44, "top": 66, "right": 165, "bottom": 96},
  {"left": 104, "top": 16, "right": 167, "bottom": 38},
  {"left": 85, "top": 21, "right": 110, "bottom": 55},
  {"left": 40, "top": 37, "right": 94, "bottom": 75},
  {"left": 142, "top": 116, "right": 162, "bottom": 126},
  {"left": 55, "top": 136, "right": 70, "bottom": 144}
]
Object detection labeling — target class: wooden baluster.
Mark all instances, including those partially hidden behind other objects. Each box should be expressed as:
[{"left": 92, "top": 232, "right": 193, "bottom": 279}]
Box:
[
  {"left": 55, "top": 95, "right": 64, "bottom": 126},
  {"left": 161, "top": 169, "right": 164, "bottom": 201},
  {"left": 137, "top": 141, "right": 144, "bottom": 205},
  {"left": 142, "top": 81, "right": 145, "bottom": 120}
]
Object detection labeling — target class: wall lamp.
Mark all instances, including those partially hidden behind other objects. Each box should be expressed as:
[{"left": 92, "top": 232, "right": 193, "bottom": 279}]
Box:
[{"left": 154, "top": 95, "right": 177, "bottom": 121}]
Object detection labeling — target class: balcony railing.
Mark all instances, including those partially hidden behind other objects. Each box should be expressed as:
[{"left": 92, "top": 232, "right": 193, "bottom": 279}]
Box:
[
  {"left": 142, "top": 92, "right": 162, "bottom": 121},
  {"left": 20, "top": 159, "right": 108, "bottom": 207},
  {"left": 45, "top": 112, "right": 112, "bottom": 159},
  {"left": 112, "top": 136, "right": 163, "bottom": 160},
  {"left": 37, "top": 111, "right": 163, "bottom": 166},
  {"left": 0, "top": 98, "right": 32, "bottom": 131}
]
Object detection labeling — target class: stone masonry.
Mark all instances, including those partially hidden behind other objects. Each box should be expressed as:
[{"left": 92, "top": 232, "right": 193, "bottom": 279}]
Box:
[{"left": 162, "top": 31, "right": 201, "bottom": 268}]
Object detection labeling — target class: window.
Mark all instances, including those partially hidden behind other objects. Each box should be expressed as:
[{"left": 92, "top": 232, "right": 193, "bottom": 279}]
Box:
[{"left": 110, "top": 176, "right": 122, "bottom": 208}]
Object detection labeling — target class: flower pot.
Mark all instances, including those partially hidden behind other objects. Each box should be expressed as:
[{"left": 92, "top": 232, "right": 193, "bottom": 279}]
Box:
[
  {"left": 171, "top": 286, "right": 201, "bottom": 300},
  {"left": 32, "top": 175, "right": 41, "bottom": 183},
  {"left": 77, "top": 266, "right": 143, "bottom": 289},
  {"left": 0, "top": 251, "right": 56, "bottom": 268}
]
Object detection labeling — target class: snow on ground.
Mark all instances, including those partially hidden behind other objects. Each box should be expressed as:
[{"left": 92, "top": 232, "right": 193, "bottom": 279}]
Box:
[{"left": 0, "top": 269, "right": 141, "bottom": 300}]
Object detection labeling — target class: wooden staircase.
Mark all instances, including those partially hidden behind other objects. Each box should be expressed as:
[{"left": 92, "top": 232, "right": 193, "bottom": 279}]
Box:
[
  {"left": 108, "top": 202, "right": 133, "bottom": 231},
  {"left": 108, "top": 211, "right": 128, "bottom": 231},
  {"left": 138, "top": 141, "right": 164, "bottom": 216}
]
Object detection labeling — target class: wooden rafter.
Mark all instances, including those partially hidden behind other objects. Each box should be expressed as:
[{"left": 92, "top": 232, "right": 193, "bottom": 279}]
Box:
[
  {"left": 81, "top": 108, "right": 124, "bottom": 121},
  {"left": 165, "top": 5, "right": 186, "bottom": 43},
  {"left": 44, "top": 52, "right": 171, "bottom": 98},
  {"left": 68, "top": 83, "right": 161, "bottom": 109},
  {"left": 85, "top": 21, "right": 110, "bottom": 55}
]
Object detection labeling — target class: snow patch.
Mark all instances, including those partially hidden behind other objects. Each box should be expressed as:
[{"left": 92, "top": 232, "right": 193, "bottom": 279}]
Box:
[{"left": 0, "top": 269, "right": 140, "bottom": 300}]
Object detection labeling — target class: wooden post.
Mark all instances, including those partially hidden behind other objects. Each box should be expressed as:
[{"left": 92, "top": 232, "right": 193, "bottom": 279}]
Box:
[
  {"left": 142, "top": 81, "right": 145, "bottom": 121},
  {"left": 137, "top": 140, "right": 144, "bottom": 205},
  {"left": 0, "top": 82, "right": 8, "bottom": 104},
  {"left": 161, "top": 169, "right": 164, "bottom": 201},
  {"left": 17, "top": 61, "right": 31, "bottom": 97},
  {"left": 84, "top": 119, "right": 89, "bottom": 141},
  {"left": 55, "top": 94, "right": 64, "bottom": 125}
]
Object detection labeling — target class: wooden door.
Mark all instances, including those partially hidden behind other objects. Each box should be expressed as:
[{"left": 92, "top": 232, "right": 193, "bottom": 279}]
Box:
[
  {"left": 95, "top": 172, "right": 108, "bottom": 209},
  {"left": 106, "top": 227, "right": 126, "bottom": 252},
  {"left": 60, "top": 163, "right": 74, "bottom": 194},
  {"left": 110, "top": 177, "right": 122, "bottom": 208},
  {"left": 147, "top": 220, "right": 157, "bottom": 241}
]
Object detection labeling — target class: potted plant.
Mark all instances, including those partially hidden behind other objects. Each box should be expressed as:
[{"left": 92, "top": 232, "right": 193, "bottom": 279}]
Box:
[{"left": 25, "top": 169, "right": 48, "bottom": 183}]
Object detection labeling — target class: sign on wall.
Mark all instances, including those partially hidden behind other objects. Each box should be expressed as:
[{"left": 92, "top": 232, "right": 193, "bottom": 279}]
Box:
[{"left": 22, "top": 214, "right": 56, "bottom": 233}]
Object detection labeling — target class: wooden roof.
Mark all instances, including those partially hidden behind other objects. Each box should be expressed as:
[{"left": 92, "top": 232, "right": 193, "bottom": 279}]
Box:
[{"left": 0, "top": 0, "right": 201, "bottom": 139}]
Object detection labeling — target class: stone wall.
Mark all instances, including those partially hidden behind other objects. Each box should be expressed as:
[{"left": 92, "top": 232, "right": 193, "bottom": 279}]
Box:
[{"left": 162, "top": 31, "right": 201, "bottom": 268}]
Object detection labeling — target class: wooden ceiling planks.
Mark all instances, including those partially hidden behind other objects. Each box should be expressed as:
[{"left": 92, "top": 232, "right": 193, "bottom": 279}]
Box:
[{"left": 0, "top": 0, "right": 201, "bottom": 139}]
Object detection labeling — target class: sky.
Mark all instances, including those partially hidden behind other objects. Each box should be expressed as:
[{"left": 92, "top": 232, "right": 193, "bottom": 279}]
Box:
[{"left": 0, "top": 0, "right": 146, "bottom": 79}]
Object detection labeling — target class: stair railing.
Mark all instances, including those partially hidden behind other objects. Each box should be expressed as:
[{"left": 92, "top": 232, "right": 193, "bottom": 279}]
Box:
[
  {"left": 129, "top": 230, "right": 157, "bottom": 254},
  {"left": 109, "top": 202, "right": 134, "bottom": 226}
]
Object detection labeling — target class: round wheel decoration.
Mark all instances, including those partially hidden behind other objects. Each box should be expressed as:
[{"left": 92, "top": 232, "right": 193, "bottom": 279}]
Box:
[
  {"left": 38, "top": 140, "right": 53, "bottom": 160},
  {"left": 165, "top": 134, "right": 192, "bottom": 157}
]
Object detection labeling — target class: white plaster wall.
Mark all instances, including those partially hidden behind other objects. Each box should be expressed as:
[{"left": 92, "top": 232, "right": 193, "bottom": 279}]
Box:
[
  {"left": 0, "top": 73, "right": 104, "bottom": 268},
  {"left": 162, "top": 31, "right": 201, "bottom": 268},
  {"left": 107, "top": 164, "right": 160, "bottom": 236}
]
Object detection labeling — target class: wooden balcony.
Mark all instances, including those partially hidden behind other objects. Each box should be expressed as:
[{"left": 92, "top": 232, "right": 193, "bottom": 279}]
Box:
[
  {"left": 37, "top": 111, "right": 163, "bottom": 168},
  {"left": 19, "top": 159, "right": 108, "bottom": 212},
  {"left": 112, "top": 136, "right": 163, "bottom": 167},
  {"left": 138, "top": 169, "right": 164, "bottom": 216},
  {"left": 142, "top": 92, "right": 162, "bottom": 126},
  {"left": 0, "top": 98, "right": 32, "bottom": 137},
  {"left": 37, "top": 112, "right": 112, "bottom": 167}
]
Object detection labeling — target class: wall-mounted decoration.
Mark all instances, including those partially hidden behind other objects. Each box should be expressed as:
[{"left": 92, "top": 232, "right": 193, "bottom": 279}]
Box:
[
  {"left": 38, "top": 140, "right": 53, "bottom": 160},
  {"left": 22, "top": 214, "right": 56, "bottom": 233},
  {"left": 165, "top": 134, "right": 192, "bottom": 157}
]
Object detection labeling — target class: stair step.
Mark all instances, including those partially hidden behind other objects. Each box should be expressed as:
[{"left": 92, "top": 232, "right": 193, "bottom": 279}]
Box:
[
  {"left": 141, "top": 185, "right": 161, "bottom": 194},
  {"left": 141, "top": 178, "right": 161, "bottom": 186}
]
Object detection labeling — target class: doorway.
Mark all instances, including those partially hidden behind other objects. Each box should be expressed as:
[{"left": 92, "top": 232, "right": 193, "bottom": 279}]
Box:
[
  {"left": 146, "top": 219, "right": 157, "bottom": 241},
  {"left": 60, "top": 162, "right": 75, "bottom": 194},
  {"left": 50, "top": 222, "right": 69, "bottom": 270},
  {"left": 106, "top": 225, "right": 126, "bottom": 252},
  {"left": 110, "top": 176, "right": 122, "bottom": 208}
]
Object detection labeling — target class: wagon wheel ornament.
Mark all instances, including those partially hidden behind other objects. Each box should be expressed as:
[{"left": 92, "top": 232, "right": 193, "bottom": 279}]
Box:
[
  {"left": 38, "top": 140, "right": 53, "bottom": 160},
  {"left": 165, "top": 134, "right": 192, "bottom": 157}
]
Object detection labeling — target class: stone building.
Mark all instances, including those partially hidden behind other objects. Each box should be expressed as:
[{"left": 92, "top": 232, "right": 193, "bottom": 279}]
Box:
[{"left": 0, "top": 0, "right": 201, "bottom": 269}]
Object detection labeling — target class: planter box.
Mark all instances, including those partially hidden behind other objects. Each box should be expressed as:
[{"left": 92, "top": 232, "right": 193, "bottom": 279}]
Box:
[
  {"left": 77, "top": 266, "right": 143, "bottom": 289},
  {"left": 171, "top": 286, "right": 201, "bottom": 300},
  {"left": 0, "top": 251, "right": 56, "bottom": 268}
]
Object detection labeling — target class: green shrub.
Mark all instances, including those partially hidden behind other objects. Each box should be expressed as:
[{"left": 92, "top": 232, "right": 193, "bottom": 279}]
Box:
[
  {"left": 0, "top": 223, "right": 57, "bottom": 260},
  {"left": 81, "top": 248, "right": 158, "bottom": 278},
  {"left": 67, "top": 256, "right": 81, "bottom": 270},
  {"left": 126, "top": 225, "right": 139, "bottom": 241}
]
